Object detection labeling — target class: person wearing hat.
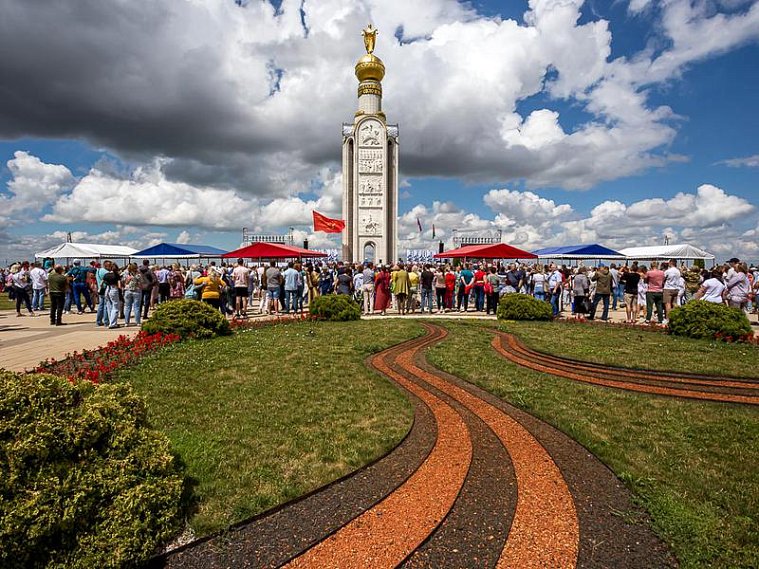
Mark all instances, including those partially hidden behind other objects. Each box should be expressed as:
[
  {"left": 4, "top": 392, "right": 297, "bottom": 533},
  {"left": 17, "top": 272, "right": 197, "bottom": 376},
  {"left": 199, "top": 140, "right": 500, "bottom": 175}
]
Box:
[{"left": 726, "top": 258, "right": 741, "bottom": 281}]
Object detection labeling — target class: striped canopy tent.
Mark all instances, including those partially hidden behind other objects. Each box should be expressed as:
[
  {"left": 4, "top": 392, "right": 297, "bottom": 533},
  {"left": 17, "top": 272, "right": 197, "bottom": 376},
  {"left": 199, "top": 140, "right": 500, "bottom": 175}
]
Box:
[
  {"left": 619, "top": 244, "right": 715, "bottom": 261},
  {"left": 532, "top": 244, "right": 625, "bottom": 260},
  {"left": 132, "top": 242, "right": 228, "bottom": 259},
  {"left": 222, "top": 242, "right": 327, "bottom": 259},
  {"left": 434, "top": 243, "right": 537, "bottom": 260}
]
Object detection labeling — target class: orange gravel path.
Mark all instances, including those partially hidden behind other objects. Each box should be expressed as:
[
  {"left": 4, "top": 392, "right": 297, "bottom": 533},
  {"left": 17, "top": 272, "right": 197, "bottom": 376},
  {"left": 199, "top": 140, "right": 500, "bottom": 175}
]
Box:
[
  {"left": 284, "top": 327, "right": 473, "bottom": 569},
  {"left": 402, "top": 325, "right": 579, "bottom": 569},
  {"left": 494, "top": 333, "right": 759, "bottom": 406},
  {"left": 504, "top": 334, "right": 759, "bottom": 391}
]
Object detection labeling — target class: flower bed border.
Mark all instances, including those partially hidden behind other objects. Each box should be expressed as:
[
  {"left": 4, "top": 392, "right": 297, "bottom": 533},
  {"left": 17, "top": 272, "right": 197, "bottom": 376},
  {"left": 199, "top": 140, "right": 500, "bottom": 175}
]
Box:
[{"left": 31, "top": 331, "right": 180, "bottom": 383}]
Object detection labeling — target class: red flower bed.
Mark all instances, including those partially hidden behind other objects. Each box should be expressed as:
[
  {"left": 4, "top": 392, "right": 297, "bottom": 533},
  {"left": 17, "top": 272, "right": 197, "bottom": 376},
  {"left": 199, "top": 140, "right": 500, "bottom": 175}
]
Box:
[{"left": 32, "top": 331, "right": 180, "bottom": 384}]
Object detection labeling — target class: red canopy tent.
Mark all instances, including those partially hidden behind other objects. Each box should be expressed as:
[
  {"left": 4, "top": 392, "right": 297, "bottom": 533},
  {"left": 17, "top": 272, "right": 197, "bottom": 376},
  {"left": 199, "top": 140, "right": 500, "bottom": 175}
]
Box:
[
  {"left": 434, "top": 243, "right": 537, "bottom": 260},
  {"left": 222, "top": 242, "right": 327, "bottom": 259}
]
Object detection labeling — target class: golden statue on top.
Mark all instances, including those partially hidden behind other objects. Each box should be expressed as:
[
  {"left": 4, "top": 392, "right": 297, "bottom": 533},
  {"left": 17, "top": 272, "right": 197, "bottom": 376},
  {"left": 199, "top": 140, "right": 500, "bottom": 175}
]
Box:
[{"left": 362, "top": 24, "right": 378, "bottom": 54}]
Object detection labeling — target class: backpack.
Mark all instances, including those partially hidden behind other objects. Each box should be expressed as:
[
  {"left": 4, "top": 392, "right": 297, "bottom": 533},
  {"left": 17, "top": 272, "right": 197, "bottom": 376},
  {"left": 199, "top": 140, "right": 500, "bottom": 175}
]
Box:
[
  {"left": 139, "top": 269, "right": 155, "bottom": 291},
  {"left": 184, "top": 273, "right": 203, "bottom": 300}
]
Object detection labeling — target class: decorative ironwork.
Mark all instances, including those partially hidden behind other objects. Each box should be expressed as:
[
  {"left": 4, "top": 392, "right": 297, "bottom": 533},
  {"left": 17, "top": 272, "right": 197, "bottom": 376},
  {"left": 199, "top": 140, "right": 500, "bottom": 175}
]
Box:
[
  {"left": 241, "top": 227, "right": 293, "bottom": 246},
  {"left": 452, "top": 229, "right": 503, "bottom": 247}
]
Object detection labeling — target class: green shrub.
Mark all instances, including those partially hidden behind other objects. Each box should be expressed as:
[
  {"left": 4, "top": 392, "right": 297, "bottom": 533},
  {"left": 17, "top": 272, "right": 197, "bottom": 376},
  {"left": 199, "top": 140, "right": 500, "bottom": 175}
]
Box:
[
  {"left": 142, "top": 299, "right": 230, "bottom": 340},
  {"left": 668, "top": 300, "right": 752, "bottom": 340},
  {"left": 309, "top": 294, "right": 361, "bottom": 321},
  {"left": 497, "top": 293, "right": 553, "bottom": 321},
  {"left": 0, "top": 372, "right": 186, "bottom": 569}
]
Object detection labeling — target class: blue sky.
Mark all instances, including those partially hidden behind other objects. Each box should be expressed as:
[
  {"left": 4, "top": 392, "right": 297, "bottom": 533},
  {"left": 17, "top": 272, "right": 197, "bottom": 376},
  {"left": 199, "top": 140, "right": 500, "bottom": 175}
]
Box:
[{"left": 1, "top": 0, "right": 757, "bottom": 262}]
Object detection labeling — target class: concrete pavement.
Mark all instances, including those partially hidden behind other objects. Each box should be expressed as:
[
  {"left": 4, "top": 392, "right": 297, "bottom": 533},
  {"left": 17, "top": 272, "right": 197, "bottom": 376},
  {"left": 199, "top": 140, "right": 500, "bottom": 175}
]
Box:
[{"left": 0, "top": 310, "right": 140, "bottom": 372}]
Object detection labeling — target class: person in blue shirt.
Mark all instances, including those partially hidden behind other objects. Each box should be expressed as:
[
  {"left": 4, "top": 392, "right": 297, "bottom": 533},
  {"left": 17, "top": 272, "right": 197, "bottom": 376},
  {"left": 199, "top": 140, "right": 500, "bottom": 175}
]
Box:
[
  {"left": 282, "top": 262, "right": 300, "bottom": 313},
  {"left": 95, "top": 260, "right": 112, "bottom": 326},
  {"left": 66, "top": 259, "right": 95, "bottom": 314},
  {"left": 457, "top": 263, "right": 474, "bottom": 312}
]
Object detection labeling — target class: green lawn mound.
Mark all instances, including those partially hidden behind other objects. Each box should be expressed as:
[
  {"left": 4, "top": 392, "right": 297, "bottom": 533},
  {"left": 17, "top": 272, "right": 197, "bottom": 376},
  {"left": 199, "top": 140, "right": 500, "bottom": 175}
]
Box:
[
  {"left": 142, "top": 299, "right": 231, "bottom": 340},
  {"left": 0, "top": 371, "right": 185, "bottom": 569},
  {"left": 668, "top": 300, "right": 752, "bottom": 341},
  {"left": 428, "top": 320, "right": 759, "bottom": 569},
  {"left": 309, "top": 294, "right": 361, "bottom": 321},
  {"left": 497, "top": 293, "right": 553, "bottom": 321}
]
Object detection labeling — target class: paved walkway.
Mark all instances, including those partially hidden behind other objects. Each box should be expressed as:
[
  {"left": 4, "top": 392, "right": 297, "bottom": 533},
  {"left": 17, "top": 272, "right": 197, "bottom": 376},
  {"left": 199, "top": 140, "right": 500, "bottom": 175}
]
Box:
[
  {"left": 0, "top": 310, "right": 141, "bottom": 372},
  {"left": 152, "top": 324, "right": 674, "bottom": 569}
]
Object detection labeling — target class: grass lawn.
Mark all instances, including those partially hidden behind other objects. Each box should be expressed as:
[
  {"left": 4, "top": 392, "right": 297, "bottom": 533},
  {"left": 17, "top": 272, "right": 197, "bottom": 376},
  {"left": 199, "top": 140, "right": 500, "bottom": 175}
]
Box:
[
  {"left": 427, "top": 320, "right": 759, "bottom": 569},
  {"left": 117, "top": 320, "right": 421, "bottom": 535},
  {"left": 0, "top": 294, "right": 16, "bottom": 311}
]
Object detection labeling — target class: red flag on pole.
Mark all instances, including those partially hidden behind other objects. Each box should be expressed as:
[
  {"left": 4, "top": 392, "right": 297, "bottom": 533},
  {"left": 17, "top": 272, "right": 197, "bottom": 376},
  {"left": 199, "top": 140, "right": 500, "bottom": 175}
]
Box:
[{"left": 313, "top": 210, "right": 345, "bottom": 233}]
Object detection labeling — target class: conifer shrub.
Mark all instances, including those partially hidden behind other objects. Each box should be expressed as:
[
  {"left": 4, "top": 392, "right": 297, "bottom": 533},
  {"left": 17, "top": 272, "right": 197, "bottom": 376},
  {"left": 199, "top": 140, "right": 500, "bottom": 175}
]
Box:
[
  {"left": 497, "top": 293, "right": 553, "bottom": 321},
  {"left": 141, "top": 299, "right": 230, "bottom": 340},
  {"left": 0, "top": 372, "right": 185, "bottom": 569},
  {"left": 309, "top": 294, "right": 361, "bottom": 321},
  {"left": 668, "top": 300, "right": 752, "bottom": 341}
]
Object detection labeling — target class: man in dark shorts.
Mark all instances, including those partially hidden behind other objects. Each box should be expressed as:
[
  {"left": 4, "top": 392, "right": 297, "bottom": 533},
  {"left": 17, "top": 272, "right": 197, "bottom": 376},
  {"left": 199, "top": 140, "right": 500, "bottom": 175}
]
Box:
[{"left": 620, "top": 264, "right": 641, "bottom": 323}]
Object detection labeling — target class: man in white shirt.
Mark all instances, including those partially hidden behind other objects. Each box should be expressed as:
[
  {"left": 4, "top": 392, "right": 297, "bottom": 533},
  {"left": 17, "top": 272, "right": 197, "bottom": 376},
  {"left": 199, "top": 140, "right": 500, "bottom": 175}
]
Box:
[
  {"left": 662, "top": 259, "right": 681, "bottom": 323},
  {"left": 547, "top": 264, "right": 564, "bottom": 317},
  {"left": 352, "top": 267, "right": 364, "bottom": 303},
  {"left": 609, "top": 264, "right": 622, "bottom": 310},
  {"left": 361, "top": 263, "right": 375, "bottom": 315},
  {"left": 29, "top": 262, "right": 48, "bottom": 312},
  {"left": 232, "top": 258, "right": 251, "bottom": 318}
]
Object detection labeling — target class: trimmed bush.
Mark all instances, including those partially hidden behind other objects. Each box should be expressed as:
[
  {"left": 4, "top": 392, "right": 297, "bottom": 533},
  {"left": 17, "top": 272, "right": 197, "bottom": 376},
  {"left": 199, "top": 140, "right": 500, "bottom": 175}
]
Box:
[
  {"left": 309, "top": 294, "right": 361, "bottom": 321},
  {"left": 668, "top": 300, "right": 752, "bottom": 341},
  {"left": 497, "top": 293, "right": 553, "bottom": 321},
  {"left": 142, "top": 299, "right": 230, "bottom": 340},
  {"left": 0, "top": 372, "right": 185, "bottom": 569}
]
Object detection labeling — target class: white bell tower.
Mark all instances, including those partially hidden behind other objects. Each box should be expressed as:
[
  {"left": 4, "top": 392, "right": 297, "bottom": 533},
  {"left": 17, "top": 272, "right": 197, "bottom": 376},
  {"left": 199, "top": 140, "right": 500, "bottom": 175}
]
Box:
[{"left": 341, "top": 24, "right": 399, "bottom": 265}]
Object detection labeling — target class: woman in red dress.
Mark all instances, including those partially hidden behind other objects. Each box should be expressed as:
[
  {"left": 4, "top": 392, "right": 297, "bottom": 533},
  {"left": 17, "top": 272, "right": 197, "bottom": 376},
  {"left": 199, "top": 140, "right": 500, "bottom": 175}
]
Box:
[
  {"left": 374, "top": 266, "right": 391, "bottom": 315},
  {"left": 444, "top": 265, "right": 456, "bottom": 310}
]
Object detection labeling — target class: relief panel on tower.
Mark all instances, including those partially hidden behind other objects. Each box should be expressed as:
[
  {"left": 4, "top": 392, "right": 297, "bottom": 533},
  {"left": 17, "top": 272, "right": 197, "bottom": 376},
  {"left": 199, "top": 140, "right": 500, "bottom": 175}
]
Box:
[
  {"left": 358, "top": 176, "right": 382, "bottom": 195},
  {"left": 358, "top": 149, "right": 384, "bottom": 174},
  {"left": 358, "top": 212, "right": 383, "bottom": 236},
  {"left": 359, "top": 121, "right": 383, "bottom": 147},
  {"left": 358, "top": 194, "right": 383, "bottom": 208}
]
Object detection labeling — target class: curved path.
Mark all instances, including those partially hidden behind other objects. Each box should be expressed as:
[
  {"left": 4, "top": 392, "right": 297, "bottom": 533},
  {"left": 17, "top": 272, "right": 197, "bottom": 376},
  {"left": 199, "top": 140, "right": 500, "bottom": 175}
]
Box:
[
  {"left": 153, "top": 324, "right": 673, "bottom": 568},
  {"left": 494, "top": 332, "right": 759, "bottom": 406}
]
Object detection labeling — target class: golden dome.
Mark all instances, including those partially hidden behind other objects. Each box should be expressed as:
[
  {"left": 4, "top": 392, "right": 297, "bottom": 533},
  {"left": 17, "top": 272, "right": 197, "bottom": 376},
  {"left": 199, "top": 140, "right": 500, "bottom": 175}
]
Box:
[{"left": 355, "top": 53, "right": 385, "bottom": 82}]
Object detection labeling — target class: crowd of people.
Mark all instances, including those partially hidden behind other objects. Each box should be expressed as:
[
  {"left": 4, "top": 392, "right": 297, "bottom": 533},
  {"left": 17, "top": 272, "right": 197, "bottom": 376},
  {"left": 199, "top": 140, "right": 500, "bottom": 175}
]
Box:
[{"left": 2, "top": 256, "right": 758, "bottom": 327}]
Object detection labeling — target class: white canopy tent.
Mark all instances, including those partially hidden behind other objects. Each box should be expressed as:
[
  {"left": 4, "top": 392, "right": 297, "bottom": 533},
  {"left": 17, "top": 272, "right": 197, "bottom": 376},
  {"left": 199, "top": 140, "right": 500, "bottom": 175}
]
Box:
[
  {"left": 619, "top": 244, "right": 715, "bottom": 262},
  {"left": 35, "top": 242, "right": 138, "bottom": 260}
]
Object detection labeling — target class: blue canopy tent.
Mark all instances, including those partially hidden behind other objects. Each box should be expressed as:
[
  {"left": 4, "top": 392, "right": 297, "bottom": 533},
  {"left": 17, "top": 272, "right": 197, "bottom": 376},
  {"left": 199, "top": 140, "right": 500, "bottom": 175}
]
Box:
[
  {"left": 532, "top": 244, "right": 625, "bottom": 263},
  {"left": 131, "top": 243, "right": 228, "bottom": 260}
]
